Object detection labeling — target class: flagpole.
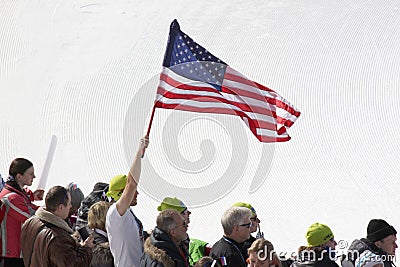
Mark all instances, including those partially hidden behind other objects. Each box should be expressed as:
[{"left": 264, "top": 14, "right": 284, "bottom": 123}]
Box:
[{"left": 142, "top": 105, "right": 156, "bottom": 158}]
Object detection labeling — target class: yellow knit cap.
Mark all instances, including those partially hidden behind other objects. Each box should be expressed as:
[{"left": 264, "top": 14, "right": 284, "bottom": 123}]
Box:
[{"left": 106, "top": 174, "right": 127, "bottom": 201}]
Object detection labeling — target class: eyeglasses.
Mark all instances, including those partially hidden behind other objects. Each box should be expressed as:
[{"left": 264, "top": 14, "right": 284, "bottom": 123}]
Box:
[
  {"left": 182, "top": 220, "right": 187, "bottom": 227},
  {"left": 250, "top": 216, "right": 258, "bottom": 221},
  {"left": 239, "top": 221, "right": 253, "bottom": 228}
]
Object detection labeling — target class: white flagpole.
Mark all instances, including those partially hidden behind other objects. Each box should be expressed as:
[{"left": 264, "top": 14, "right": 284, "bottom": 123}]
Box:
[{"left": 37, "top": 135, "right": 58, "bottom": 190}]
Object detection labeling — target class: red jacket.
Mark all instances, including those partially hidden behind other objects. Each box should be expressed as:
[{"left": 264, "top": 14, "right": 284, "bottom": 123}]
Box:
[{"left": 0, "top": 184, "right": 38, "bottom": 258}]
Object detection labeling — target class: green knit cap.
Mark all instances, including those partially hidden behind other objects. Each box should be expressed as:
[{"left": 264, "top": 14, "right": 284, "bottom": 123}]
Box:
[
  {"left": 306, "top": 222, "right": 334, "bottom": 247},
  {"left": 157, "top": 197, "right": 187, "bottom": 213},
  {"left": 106, "top": 174, "right": 127, "bottom": 201},
  {"left": 232, "top": 202, "right": 257, "bottom": 217}
]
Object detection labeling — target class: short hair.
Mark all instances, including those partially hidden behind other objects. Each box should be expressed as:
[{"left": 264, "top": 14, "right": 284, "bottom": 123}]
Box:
[
  {"left": 45, "top": 186, "right": 69, "bottom": 212},
  {"left": 90, "top": 242, "right": 114, "bottom": 267},
  {"left": 156, "top": 209, "right": 180, "bottom": 233},
  {"left": 88, "top": 201, "right": 111, "bottom": 231},
  {"left": 221, "top": 206, "right": 252, "bottom": 235},
  {"left": 194, "top": 256, "right": 221, "bottom": 267},
  {"left": 248, "top": 238, "right": 282, "bottom": 267}
]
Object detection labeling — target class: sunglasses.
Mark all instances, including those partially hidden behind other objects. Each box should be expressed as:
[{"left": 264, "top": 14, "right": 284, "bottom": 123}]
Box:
[{"left": 239, "top": 221, "right": 253, "bottom": 228}]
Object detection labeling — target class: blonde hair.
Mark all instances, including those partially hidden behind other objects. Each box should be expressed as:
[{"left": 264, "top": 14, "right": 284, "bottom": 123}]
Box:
[
  {"left": 248, "top": 238, "right": 282, "bottom": 267},
  {"left": 88, "top": 201, "right": 111, "bottom": 231}
]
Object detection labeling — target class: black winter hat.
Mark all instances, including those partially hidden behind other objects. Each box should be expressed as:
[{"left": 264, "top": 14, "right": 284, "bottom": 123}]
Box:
[{"left": 367, "top": 219, "right": 397, "bottom": 242}]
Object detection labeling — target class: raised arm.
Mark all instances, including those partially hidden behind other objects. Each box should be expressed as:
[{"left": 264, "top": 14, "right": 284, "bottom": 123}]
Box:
[{"left": 116, "top": 136, "right": 149, "bottom": 216}]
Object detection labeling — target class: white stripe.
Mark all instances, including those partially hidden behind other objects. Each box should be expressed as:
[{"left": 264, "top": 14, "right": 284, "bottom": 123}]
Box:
[
  {"left": 156, "top": 92, "right": 277, "bottom": 125},
  {"left": 162, "top": 67, "right": 297, "bottom": 120},
  {"left": 159, "top": 81, "right": 278, "bottom": 124},
  {"left": 161, "top": 67, "right": 218, "bottom": 90},
  {"left": 222, "top": 80, "right": 299, "bottom": 117},
  {"left": 156, "top": 94, "right": 240, "bottom": 110},
  {"left": 256, "top": 128, "right": 289, "bottom": 138},
  {"left": 224, "top": 67, "right": 300, "bottom": 113},
  {"left": 2, "top": 194, "right": 31, "bottom": 218},
  {"left": 158, "top": 80, "right": 222, "bottom": 98}
]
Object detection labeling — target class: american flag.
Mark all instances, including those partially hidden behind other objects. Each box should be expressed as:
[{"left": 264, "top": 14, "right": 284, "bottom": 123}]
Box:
[{"left": 154, "top": 19, "right": 300, "bottom": 142}]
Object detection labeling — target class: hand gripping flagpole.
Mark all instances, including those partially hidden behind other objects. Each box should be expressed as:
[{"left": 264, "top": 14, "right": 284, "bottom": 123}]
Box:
[{"left": 142, "top": 105, "right": 156, "bottom": 158}]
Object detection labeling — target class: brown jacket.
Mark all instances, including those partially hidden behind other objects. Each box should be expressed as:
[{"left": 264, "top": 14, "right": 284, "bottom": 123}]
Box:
[{"left": 21, "top": 207, "right": 92, "bottom": 267}]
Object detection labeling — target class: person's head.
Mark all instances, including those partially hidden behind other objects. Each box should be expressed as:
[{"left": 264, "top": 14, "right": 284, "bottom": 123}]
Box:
[
  {"left": 306, "top": 222, "right": 336, "bottom": 249},
  {"left": 88, "top": 201, "right": 112, "bottom": 232},
  {"left": 367, "top": 219, "right": 397, "bottom": 255},
  {"left": 45, "top": 185, "right": 72, "bottom": 220},
  {"left": 157, "top": 209, "right": 188, "bottom": 246},
  {"left": 8, "top": 158, "right": 35, "bottom": 190},
  {"left": 106, "top": 175, "right": 138, "bottom": 205},
  {"left": 158, "top": 196, "right": 191, "bottom": 224},
  {"left": 221, "top": 206, "right": 252, "bottom": 243},
  {"left": 247, "top": 238, "right": 282, "bottom": 267},
  {"left": 66, "top": 182, "right": 84, "bottom": 216},
  {"left": 90, "top": 242, "right": 114, "bottom": 267},
  {"left": 194, "top": 256, "right": 222, "bottom": 267},
  {"left": 232, "top": 202, "right": 260, "bottom": 233}
]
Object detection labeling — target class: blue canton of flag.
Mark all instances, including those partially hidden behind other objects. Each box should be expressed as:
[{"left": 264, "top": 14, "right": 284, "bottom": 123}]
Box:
[{"left": 163, "top": 20, "right": 227, "bottom": 91}]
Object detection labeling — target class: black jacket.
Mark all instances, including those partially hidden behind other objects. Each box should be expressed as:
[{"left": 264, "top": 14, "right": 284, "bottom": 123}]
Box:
[
  {"left": 210, "top": 237, "right": 246, "bottom": 267},
  {"left": 140, "top": 227, "right": 188, "bottom": 267},
  {"left": 342, "top": 238, "right": 396, "bottom": 267}
]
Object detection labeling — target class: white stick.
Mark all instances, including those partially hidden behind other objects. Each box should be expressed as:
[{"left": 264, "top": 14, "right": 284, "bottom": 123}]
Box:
[{"left": 37, "top": 135, "right": 58, "bottom": 190}]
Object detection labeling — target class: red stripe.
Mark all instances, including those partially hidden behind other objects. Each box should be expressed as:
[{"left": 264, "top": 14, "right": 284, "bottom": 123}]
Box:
[
  {"left": 158, "top": 86, "right": 274, "bottom": 116},
  {"left": 157, "top": 86, "right": 278, "bottom": 130},
  {"left": 156, "top": 68, "right": 300, "bottom": 142},
  {"left": 159, "top": 73, "right": 218, "bottom": 93}
]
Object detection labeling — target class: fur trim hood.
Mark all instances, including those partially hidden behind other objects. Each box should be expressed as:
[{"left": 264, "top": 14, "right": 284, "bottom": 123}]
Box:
[{"left": 144, "top": 237, "right": 175, "bottom": 267}]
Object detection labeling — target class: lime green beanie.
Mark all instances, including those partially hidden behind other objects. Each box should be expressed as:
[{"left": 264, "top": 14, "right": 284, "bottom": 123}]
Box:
[
  {"left": 157, "top": 197, "right": 187, "bottom": 213},
  {"left": 306, "top": 222, "right": 334, "bottom": 247},
  {"left": 106, "top": 174, "right": 127, "bottom": 201},
  {"left": 232, "top": 202, "right": 257, "bottom": 217}
]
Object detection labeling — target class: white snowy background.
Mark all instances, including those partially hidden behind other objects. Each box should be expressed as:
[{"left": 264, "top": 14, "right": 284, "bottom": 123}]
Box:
[{"left": 1, "top": 0, "right": 399, "bottom": 263}]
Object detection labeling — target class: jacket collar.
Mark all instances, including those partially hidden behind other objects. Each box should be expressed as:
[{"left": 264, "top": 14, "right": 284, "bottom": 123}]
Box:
[{"left": 35, "top": 207, "right": 74, "bottom": 234}]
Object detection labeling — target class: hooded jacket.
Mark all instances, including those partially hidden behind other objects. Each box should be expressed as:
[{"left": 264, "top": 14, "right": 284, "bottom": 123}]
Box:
[
  {"left": 21, "top": 207, "right": 92, "bottom": 267},
  {"left": 140, "top": 227, "right": 187, "bottom": 267},
  {"left": 343, "top": 238, "right": 395, "bottom": 267}
]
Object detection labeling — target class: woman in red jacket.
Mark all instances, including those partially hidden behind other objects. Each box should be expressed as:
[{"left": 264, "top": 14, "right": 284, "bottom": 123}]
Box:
[{"left": 0, "top": 158, "right": 44, "bottom": 267}]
